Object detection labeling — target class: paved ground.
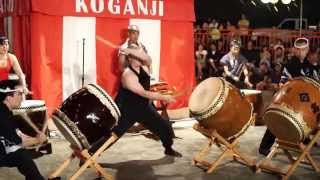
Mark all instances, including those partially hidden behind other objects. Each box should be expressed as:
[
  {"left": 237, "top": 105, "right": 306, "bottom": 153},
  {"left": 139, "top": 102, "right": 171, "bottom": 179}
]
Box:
[{"left": 0, "top": 119, "right": 319, "bottom": 180}]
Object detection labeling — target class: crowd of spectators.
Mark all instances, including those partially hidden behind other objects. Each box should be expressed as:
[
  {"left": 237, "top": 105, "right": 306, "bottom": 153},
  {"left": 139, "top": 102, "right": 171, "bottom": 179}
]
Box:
[{"left": 194, "top": 15, "right": 320, "bottom": 91}]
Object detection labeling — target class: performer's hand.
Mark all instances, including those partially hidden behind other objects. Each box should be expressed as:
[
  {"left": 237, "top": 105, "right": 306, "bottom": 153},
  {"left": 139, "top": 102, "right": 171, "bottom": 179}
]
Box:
[
  {"left": 162, "top": 95, "right": 176, "bottom": 104},
  {"left": 233, "top": 76, "right": 239, "bottom": 82},
  {"left": 23, "top": 86, "right": 30, "bottom": 95},
  {"left": 36, "top": 133, "right": 47, "bottom": 144},
  {"left": 120, "top": 48, "right": 130, "bottom": 55}
]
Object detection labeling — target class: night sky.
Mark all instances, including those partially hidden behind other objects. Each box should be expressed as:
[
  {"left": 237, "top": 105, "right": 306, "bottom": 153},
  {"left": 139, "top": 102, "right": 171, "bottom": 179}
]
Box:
[{"left": 195, "top": 0, "right": 320, "bottom": 28}]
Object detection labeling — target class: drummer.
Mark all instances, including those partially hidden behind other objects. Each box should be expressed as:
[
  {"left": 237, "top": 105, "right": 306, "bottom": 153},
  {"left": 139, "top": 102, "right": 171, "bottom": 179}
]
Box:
[
  {"left": 0, "top": 80, "right": 46, "bottom": 180},
  {"left": 259, "top": 37, "right": 318, "bottom": 156},
  {"left": 0, "top": 36, "right": 29, "bottom": 95},
  {"left": 106, "top": 44, "right": 182, "bottom": 157},
  {"left": 220, "top": 39, "right": 253, "bottom": 89}
]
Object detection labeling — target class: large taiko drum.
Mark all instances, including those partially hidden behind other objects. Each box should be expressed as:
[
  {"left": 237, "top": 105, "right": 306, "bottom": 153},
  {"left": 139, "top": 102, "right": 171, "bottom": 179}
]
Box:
[
  {"left": 264, "top": 77, "right": 320, "bottom": 143},
  {"left": 52, "top": 84, "right": 121, "bottom": 150},
  {"left": 189, "top": 77, "right": 253, "bottom": 139},
  {"left": 240, "top": 89, "right": 274, "bottom": 125},
  {"left": 12, "top": 100, "right": 47, "bottom": 137}
]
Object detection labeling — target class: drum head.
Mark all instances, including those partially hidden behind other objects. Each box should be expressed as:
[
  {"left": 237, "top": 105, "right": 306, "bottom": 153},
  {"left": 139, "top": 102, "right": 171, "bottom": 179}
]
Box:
[
  {"left": 52, "top": 110, "right": 89, "bottom": 150},
  {"left": 189, "top": 77, "right": 222, "bottom": 113},
  {"left": 13, "top": 100, "right": 46, "bottom": 115},
  {"left": 264, "top": 110, "right": 302, "bottom": 143},
  {"left": 19, "top": 100, "right": 45, "bottom": 108}
]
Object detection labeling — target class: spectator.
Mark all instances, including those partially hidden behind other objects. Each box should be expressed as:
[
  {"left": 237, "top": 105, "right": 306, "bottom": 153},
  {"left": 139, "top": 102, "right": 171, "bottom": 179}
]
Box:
[
  {"left": 238, "top": 14, "right": 250, "bottom": 29},
  {"left": 195, "top": 44, "right": 208, "bottom": 81},
  {"left": 273, "top": 44, "right": 285, "bottom": 65},
  {"left": 242, "top": 40, "right": 259, "bottom": 65},
  {"left": 206, "top": 43, "right": 222, "bottom": 77},
  {"left": 259, "top": 46, "right": 272, "bottom": 68}
]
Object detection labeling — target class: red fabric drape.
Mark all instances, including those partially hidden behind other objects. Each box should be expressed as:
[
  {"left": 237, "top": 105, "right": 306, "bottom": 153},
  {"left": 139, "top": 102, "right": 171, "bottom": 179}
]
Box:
[
  {"left": 12, "top": 15, "right": 31, "bottom": 86},
  {"left": 160, "top": 21, "right": 195, "bottom": 108},
  {"left": 0, "top": 17, "right": 5, "bottom": 35},
  {"left": 31, "top": 13, "right": 63, "bottom": 114}
]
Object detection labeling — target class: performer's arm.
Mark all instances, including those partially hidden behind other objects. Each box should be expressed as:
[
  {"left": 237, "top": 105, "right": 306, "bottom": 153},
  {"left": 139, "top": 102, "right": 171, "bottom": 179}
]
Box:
[
  {"left": 122, "top": 48, "right": 151, "bottom": 67},
  {"left": 10, "top": 54, "right": 28, "bottom": 93},
  {"left": 122, "top": 70, "right": 175, "bottom": 103}
]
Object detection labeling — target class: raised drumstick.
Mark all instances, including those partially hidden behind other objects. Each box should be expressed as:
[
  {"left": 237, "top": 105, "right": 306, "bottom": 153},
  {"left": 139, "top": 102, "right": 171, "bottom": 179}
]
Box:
[{"left": 96, "top": 35, "right": 120, "bottom": 49}]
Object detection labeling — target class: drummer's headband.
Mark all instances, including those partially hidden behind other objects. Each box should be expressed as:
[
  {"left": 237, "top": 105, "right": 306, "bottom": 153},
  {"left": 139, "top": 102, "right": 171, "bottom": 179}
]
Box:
[
  {"left": 0, "top": 36, "right": 9, "bottom": 45},
  {"left": 0, "top": 87, "right": 21, "bottom": 93},
  {"left": 294, "top": 37, "right": 309, "bottom": 49}
]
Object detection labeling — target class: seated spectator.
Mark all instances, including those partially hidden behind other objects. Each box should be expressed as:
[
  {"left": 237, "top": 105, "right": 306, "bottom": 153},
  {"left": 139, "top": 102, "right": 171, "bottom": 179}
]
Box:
[
  {"left": 273, "top": 44, "right": 285, "bottom": 65},
  {"left": 242, "top": 40, "right": 259, "bottom": 65},
  {"left": 259, "top": 46, "right": 272, "bottom": 68},
  {"left": 206, "top": 43, "right": 222, "bottom": 77},
  {"left": 195, "top": 43, "right": 208, "bottom": 81},
  {"left": 250, "top": 62, "right": 270, "bottom": 89},
  {"left": 238, "top": 14, "right": 250, "bottom": 28}
]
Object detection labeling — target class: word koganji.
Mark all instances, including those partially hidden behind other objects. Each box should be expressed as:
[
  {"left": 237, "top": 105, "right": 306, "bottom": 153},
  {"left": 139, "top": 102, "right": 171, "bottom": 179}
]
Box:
[{"left": 76, "top": 0, "right": 164, "bottom": 16}]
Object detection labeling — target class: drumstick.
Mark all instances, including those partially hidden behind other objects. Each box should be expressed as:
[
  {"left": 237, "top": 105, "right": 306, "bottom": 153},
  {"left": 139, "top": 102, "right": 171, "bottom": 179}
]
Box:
[
  {"left": 96, "top": 35, "right": 120, "bottom": 49},
  {"left": 41, "top": 114, "right": 49, "bottom": 134}
]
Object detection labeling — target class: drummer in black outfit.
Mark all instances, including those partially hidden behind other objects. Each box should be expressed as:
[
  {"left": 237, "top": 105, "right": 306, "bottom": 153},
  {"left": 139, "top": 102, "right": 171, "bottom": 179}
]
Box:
[
  {"left": 259, "top": 37, "right": 318, "bottom": 156},
  {"left": 0, "top": 80, "right": 46, "bottom": 180},
  {"left": 105, "top": 44, "right": 181, "bottom": 157}
]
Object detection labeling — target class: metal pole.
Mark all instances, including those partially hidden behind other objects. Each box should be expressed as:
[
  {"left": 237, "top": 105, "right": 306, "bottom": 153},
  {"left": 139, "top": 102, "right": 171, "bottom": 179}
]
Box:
[
  {"left": 82, "top": 38, "right": 85, "bottom": 87},
  {"left": 299, "top": 0, "right": 303, "bottom": 37}
]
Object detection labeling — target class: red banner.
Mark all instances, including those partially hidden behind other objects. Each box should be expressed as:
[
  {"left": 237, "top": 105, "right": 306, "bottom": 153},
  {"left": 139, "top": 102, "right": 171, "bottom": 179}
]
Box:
[{"left": 31, "top": 0, "right": 194, "bottom": 21}]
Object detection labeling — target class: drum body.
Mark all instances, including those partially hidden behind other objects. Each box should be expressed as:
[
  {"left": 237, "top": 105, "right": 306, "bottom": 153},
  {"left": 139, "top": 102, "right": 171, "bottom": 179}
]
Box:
[
  {"left": 264, "top": 77, "right": 320, "bottom": 143},
  {"left": 241, "top": 89, "right": 274, "bottom": 125},
  {"left": 12, "top": 100, "right": 47, "bottom": 137},
  {"left": 189, "top": 77, "right": 253, "bottom": 139},
  {"left": 52, "top": 84, "right": 121, "bottom": 150}
]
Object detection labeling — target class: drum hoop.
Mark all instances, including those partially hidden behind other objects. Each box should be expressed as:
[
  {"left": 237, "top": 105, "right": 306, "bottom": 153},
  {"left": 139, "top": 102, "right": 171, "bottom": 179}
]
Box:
[
  {"left": 53, "top": 109, "right": 90, "bottom": 150},
  {"left": 190, "top": 78, "right": 229, "bottom": 120},
  {"left": 265, "top": 105, "right": 310, "bottom": 141},
  {"left": 13, "top": 106, "right": 46, "bottom": 115},
  {"left": 227, "top": 103, "right": 254, "bottom": 140},
  {"left": 85, "top": 84, "right": 121, "bottom": 124},
  {"left": 295, "top": 77, "right": 320, "bottom": 89}
]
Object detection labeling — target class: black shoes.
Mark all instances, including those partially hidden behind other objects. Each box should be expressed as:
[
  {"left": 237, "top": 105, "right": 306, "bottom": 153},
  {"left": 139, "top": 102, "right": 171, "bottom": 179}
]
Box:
[{"left": 164, "top": 148, "right": 182, "bottom": 157}]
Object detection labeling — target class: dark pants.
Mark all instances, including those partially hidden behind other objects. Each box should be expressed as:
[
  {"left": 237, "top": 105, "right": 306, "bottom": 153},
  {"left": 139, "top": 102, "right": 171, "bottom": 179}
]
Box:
[
  {"left": 0, "top": 149, "right": 44, "bottom": 180},
  {"left": 113, "top": 103, "right": 174, "bottom": 149},
  {"left": 259, "top": 129, "right": 276, "bottom": 151}
]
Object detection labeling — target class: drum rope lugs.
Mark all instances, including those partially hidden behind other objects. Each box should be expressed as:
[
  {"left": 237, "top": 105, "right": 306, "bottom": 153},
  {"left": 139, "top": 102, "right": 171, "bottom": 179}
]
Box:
[
  {"left": 266, "top": 107, "right": 306, "bottom": 141},
  {"left": 53, "top": 110, "right": 91, "bottom": 149},
  {"left": 86, "top": 84, "right": 121, "bottom": 122}
]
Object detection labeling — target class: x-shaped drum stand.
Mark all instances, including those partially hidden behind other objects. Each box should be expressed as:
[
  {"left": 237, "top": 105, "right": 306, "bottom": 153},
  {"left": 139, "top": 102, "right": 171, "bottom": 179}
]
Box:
[
  {"left": 192, "top": 123, "right": 255, "bottom": 173},
  {"left": 48, "top": 135, "right": 118, "bottom": 180},
  {"left": 256, "top": 129, "right": 320, "bottom": 180}
]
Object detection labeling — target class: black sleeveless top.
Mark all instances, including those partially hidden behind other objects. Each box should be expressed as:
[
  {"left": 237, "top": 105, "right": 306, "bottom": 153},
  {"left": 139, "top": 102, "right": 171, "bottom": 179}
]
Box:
[{"left": 115, "top": 66, "right": 150, "bottom": 108}]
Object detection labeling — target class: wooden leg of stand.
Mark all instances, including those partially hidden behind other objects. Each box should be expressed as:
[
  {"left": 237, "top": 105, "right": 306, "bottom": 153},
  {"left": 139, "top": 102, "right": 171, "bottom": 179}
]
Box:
[
  {"left": 49, "top": 154, "right": 74, "bottom": 178},
  {"left": 283, "top": 149, "right": 295, "bottom": 163},
  {"left": 206, "top": 148, "right": 231, "bottom": 173},
  {"left": 283, "top": 131, "right": 320, "bottom": 179},
  {"left": 212, "top": 131, "right": 254, "bottom": 167},
  {"left": 81, "top": 150, "right": 113, "bottom": 180},
  {"left": 70, "top": 135, "right": 118, "bottom": 180},
  {"left": 256, "top": 145, "right": 279, "bottom": 173},
  {"left": 193, "top": 138, "right": 213, "bottom": 165},
  {"left": 193, "top": 127, "right": 255, "bottom": 173},
  {"left": 305, "top": 153, "right": 320, "bottom": 172}
]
